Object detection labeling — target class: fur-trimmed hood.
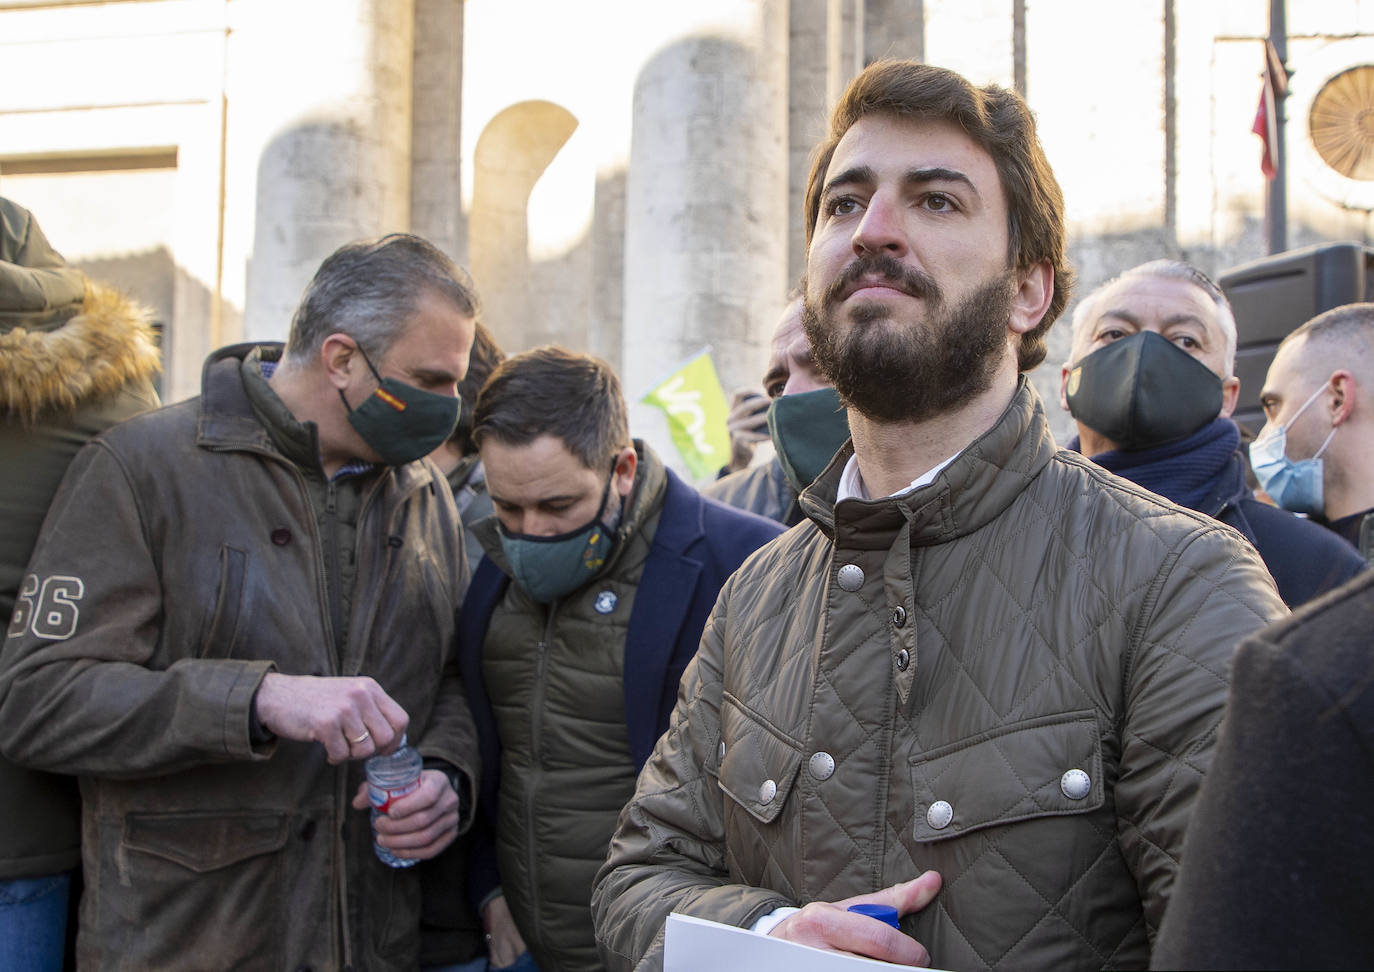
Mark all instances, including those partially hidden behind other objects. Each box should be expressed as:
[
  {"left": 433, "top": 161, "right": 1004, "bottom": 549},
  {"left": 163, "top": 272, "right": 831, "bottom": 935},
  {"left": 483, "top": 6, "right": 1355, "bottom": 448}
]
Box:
[{"left": 0, "top": 280, "right": 161, "bottom": 420}]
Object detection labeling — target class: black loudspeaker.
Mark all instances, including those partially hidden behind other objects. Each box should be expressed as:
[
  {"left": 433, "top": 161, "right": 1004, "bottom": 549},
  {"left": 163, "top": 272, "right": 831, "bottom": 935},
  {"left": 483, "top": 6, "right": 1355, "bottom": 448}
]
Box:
[{"left": 1219, "top": 242, "right": 1374, "bottom": 432}]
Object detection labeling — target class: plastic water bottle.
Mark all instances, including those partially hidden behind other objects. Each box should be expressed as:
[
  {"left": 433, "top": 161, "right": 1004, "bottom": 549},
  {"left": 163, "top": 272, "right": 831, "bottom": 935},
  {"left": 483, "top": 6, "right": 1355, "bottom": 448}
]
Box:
[{"left": 365, "top": 733, "right": 423, "bottom": 868}]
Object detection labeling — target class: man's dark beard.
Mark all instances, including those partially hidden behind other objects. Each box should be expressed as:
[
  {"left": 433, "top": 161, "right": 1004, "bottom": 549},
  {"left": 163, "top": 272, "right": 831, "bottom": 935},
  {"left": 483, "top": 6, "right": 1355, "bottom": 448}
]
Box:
[{"left": 803, "top": 255, "right": 1014, "bottom": 424}]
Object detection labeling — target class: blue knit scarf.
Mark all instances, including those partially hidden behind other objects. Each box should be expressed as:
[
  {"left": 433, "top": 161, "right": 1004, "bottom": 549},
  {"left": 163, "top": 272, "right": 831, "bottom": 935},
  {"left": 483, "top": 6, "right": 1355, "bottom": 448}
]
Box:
[{"left": 1070, "top": 418, "right": 1245, "bottom": 514}]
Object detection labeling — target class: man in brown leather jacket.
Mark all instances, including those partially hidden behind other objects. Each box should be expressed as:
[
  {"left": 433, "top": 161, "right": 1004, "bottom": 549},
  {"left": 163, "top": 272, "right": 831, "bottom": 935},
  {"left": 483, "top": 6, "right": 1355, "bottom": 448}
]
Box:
[
  {"left": 592, "top": 61, "right": 1287, "bottom": 971},
  {"left": 0, "top": 234, "right": 480, "bottom": 970}
]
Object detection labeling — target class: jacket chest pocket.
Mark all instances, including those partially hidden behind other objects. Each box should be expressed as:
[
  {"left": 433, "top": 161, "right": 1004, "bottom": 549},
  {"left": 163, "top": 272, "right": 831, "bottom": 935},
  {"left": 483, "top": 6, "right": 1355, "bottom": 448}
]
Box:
[
  {"left": 909, "top": 710, "right": 1104, "bottom": 842},
  {"left": 715, "top": 695, "right": 804, "bottom": 885},
  {"left": 200, "top": 545, "right": 247, "bottom": 659}
]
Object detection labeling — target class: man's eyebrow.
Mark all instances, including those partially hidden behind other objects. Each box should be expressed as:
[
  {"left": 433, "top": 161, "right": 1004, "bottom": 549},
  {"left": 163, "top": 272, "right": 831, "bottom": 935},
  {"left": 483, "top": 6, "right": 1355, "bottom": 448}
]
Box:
[
  {"left": 762, "top": 364, "right": 788, "bottom": 389},
  {"left": 822, "top": 165, "right": 980, "bottom": 198},
  {"left": 822, "top": 165, "right": 875, "bottom": 197},
  {"left": 1100, "top": 309, "right": 1213, "bottom": 335},
  {"left": 904, "top": 166, "right": 979, "bottom": 197},
  {"left": 1098, "top": 308, "right": 1144, "bottom": 328},
  {"left": 409, "top": 367, "right": 458, "bottom": 383}
]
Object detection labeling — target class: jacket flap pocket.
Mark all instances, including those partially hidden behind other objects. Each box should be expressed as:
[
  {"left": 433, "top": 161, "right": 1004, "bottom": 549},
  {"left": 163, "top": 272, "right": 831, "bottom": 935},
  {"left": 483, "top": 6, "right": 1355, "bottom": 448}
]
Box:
[
  {"left": 123, "top": 810, "right": 290, "bottom": 873},
  {"left": 910, "top": 710, "right": 1103, "bottom": 842},
  {"left": 717, "top": 694, "right": 803, "bottom": 824}
]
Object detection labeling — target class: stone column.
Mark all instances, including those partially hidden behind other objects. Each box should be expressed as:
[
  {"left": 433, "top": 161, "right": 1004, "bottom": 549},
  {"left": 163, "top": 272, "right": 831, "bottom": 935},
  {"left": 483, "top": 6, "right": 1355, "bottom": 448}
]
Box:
[
  {"left": 411, "top": 0, "right": 465, "bottom": 266},
  {"left": 622, "top": 0, "right": 789, "bottom": 479},
  {"left": 241, "top": 0, "right": 415, "bottom": 341}
]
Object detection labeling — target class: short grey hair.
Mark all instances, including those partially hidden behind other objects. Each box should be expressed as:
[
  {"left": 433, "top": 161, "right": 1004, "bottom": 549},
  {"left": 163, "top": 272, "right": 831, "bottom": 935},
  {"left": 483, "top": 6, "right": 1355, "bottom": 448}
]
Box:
[
  {"left": 284, "top": 233, "right": 479, "bottom": 363},
  {"left": 1069, "top": 260, "right": 1237, "bottom": 376}
]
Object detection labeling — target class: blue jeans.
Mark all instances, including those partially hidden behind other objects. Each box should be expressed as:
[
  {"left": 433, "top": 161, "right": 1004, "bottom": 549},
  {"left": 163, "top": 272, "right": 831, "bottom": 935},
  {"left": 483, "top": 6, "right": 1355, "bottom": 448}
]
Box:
[
  {"left": 425, "top": 951, "right": 540, "bottom": 972},
  {"left": 0, "top": 872, "right": 71, "bottom": 972}
]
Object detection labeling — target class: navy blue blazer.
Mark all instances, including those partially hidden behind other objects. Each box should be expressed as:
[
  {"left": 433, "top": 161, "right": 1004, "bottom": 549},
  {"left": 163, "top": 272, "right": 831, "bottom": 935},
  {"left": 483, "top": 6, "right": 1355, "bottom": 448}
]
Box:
[{"left": 455, "top": 466, "right": 783, "bottom": 903}]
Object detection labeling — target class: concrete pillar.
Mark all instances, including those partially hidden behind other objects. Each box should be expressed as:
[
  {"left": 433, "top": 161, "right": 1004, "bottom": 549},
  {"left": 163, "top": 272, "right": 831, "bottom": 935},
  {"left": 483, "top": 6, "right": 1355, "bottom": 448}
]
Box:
[
  {"left": 241, "top": 0, "right": 415, "bottom": 341},
  {"left": 622, "top": 0, "right": 789, "bottom": 477},
  {"left": 790, "top": 0, "right": 831, "bottom": 285},
  {"left": 411, "top": 0, "right": 465, "bottom": 265},
  {"left": 865, "top": 0, "right": 925, "bottom": 64}
]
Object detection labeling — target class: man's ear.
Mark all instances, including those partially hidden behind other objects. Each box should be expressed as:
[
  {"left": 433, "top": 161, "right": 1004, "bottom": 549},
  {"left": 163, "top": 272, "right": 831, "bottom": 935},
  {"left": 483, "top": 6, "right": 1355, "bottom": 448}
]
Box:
[
  {"left": 1219, "top": 376, "right": 1241, "bottom": 419},
  {"left": 321, "top": 334, "right": 359, "bottom": 391},
  {"left": 1058, "top": 362, "right": 1072, "bottom": 412},
  {"left": 612, "top": 446, "right": 638, "bottom": 498},
  {"left": 1009, "top": 260, "right": 1054, "bottom": 337},
  {"left": 1329, "top": 371, "right": 1357, "bottom": 425}
]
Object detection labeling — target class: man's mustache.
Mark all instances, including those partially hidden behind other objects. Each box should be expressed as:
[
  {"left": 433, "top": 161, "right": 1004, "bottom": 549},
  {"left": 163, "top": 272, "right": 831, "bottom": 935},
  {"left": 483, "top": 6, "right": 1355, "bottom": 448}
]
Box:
[{"left": 823, "top": 254, "right": 942, "bottom": 309}]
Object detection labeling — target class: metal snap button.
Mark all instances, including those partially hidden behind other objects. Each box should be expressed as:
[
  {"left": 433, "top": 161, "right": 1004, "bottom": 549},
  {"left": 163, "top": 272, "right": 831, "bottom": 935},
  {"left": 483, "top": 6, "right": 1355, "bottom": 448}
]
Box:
[
  {"left": 926, "top": 800, "right": 953, "bottom": 830},
  {"left": 837, "top": 564, "right": 865, "bottom": 591},
  {"left": 1060, "top": 769, "right": 1091, "bottom": 800},
  {"left": 809, "top": 752, "right": 835, "bottom": 781},
  {"left": 892, "top": 606, "right": 907, "bottom": 627},
  {"left": 759, "top": 779, "right": 777, "bottom": 804},
  {"left": 896, "top": 648, "right": 910, "bottom": 671}
]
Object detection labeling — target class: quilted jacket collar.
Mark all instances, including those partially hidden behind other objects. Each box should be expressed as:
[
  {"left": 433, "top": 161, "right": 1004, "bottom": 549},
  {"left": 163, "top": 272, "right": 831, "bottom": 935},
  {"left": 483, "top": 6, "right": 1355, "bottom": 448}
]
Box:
[{"left": 799, "top": 376, "right": 1058, "bottom": 547}]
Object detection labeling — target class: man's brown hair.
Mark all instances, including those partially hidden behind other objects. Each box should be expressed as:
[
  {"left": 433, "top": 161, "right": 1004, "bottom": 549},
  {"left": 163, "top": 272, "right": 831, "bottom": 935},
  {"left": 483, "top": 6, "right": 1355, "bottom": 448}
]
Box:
[
  {"left": 803, "top": 59, "right": 1073, "bottom": 371},
  {"left": 472, "top": 345, "right": 631, "bottom": 471}
]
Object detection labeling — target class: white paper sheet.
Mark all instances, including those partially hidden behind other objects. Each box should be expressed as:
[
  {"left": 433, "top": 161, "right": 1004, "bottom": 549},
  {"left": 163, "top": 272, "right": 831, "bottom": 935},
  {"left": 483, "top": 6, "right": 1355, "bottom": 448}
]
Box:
[{"left": 664, "top": 912, "right": 948, "bottom": 972}]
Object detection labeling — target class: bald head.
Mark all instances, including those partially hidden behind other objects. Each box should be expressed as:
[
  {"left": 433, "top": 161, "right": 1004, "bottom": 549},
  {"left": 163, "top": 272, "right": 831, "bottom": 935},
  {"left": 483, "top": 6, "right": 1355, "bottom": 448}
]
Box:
[
  {"left": 1276, "top": 303, "right": 1374, "bottom": 383},
  {"left": 762, "top": 297, "right": 830, "bottom": 399},
  {"left": 1258, "top": 302, "right": 1374, "bottom": 521}
]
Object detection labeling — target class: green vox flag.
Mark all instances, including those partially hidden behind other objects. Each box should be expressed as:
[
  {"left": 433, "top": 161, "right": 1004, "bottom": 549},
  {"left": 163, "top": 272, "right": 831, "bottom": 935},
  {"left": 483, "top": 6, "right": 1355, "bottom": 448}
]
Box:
[{"left": 641, "top": 349, "right": 732, "bottom": 480}]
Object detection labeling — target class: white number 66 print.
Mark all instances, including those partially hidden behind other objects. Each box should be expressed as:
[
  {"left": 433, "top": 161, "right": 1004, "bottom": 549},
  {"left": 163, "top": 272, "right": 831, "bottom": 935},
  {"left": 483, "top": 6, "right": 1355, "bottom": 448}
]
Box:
[{"left": 7, "top": 574, "right": 84, "bottom": 641}]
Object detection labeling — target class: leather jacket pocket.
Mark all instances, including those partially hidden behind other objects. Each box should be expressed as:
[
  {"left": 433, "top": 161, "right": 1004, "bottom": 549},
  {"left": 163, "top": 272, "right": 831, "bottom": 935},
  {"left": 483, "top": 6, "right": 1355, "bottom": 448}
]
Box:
[
  {"left": 116, "top": 810, "right": 289, "bottom": 965},
  {"left": 717, "top": 694, "right": 803, "bottom": 824},
  {"left": 909, "top": 710, "right": 1103, "bottom": 842},
  {"left": 200, "top": 544, "right": 247, "bottom": 658}
]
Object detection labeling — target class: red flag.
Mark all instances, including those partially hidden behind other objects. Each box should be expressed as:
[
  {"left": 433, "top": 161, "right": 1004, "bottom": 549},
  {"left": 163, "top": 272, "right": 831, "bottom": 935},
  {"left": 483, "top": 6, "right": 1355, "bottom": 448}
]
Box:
[
  {"left": 1252, "top": 84, "right": 1276, "bottom": 180},
  {"left": 1251, "top": 39, "right": 1287, "bottom": 181}
]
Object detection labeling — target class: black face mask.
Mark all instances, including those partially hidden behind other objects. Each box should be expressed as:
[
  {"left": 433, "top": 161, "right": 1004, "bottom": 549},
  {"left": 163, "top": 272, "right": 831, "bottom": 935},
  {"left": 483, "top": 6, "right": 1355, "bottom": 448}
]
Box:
[{"left": 1065, "top": 331, "right": 1222, "bottom": 451}]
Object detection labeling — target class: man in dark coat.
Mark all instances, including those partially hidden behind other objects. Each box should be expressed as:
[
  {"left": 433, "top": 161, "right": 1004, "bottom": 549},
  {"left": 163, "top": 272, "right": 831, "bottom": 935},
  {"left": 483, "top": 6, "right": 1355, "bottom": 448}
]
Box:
[
  {"left": 1061, "top": 259, "right": 1364, "bottom": 606},
  {"left": 1253, "top": 302, "right": 1374, "bottom": 562},
  {"left": 456, "top": 346, "right": 782, "bottom": 971},
  {"left": 1152, "top": 568, "right": 1374, "bottom": 970},
  {"left": 0, "top": 197, "right": 161, "bottom": 968}
]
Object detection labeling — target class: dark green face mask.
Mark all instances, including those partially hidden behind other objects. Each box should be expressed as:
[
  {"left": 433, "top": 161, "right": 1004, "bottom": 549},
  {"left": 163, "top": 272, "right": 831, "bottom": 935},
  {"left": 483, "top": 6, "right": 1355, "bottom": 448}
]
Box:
[
  {"left": 766, "top": 386, "right": 851, "bottom": 494},
  {"left": 497, "top": 462, "right": 621, "bottom": 603},
  {"left": 339, "top": 345, "right": 461, "bottom": 466}
]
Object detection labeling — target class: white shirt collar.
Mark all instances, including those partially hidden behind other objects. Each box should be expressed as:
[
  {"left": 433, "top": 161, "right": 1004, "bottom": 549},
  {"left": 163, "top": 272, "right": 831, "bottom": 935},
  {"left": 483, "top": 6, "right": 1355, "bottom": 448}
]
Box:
[{"left": 835, "top": 450, "right": 960, "bottom": 503}]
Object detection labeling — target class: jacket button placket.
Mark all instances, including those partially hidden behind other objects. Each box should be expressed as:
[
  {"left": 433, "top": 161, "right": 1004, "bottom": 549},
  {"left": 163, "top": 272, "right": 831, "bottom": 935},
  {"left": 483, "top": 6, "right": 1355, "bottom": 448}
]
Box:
[{"left": 806, "top": 526, "right": 900, "bottom": 892}]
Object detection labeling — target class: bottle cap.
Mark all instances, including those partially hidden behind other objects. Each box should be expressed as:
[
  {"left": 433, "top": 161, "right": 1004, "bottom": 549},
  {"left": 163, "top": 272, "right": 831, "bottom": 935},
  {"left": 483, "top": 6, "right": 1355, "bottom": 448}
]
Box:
[{"left": 847, "top": 903, "right": 900, "bottom": 929}]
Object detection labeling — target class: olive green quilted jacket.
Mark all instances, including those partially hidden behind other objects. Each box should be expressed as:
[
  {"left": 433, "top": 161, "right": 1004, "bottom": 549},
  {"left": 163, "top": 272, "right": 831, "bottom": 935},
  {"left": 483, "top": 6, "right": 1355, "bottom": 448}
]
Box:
[{"left": 592, "top": 379, "right": 1287, "bottom": 971}]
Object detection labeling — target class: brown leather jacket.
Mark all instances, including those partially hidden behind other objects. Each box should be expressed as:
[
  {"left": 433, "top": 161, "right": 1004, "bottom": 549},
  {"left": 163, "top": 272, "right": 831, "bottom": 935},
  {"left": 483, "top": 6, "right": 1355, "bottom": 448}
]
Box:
[
  {"left": 593, "top": 380, "right": 1287, "bottom": 971},
  {"left": 0, "top": 344, "right": 476, "bottom": 971}
]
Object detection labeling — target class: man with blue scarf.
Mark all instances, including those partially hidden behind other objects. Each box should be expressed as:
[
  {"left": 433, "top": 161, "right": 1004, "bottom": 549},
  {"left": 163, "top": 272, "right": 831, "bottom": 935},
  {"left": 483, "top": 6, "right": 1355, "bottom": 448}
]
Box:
[{"left": 1060, "top": 260, "right": 1364, "bottom": 607}]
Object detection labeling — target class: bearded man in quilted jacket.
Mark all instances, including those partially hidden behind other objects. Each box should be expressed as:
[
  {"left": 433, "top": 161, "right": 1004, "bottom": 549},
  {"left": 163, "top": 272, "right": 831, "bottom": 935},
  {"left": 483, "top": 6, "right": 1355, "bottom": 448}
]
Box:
[{"left": 591, "top": 59, "right": 1288, "bottom": 972}]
